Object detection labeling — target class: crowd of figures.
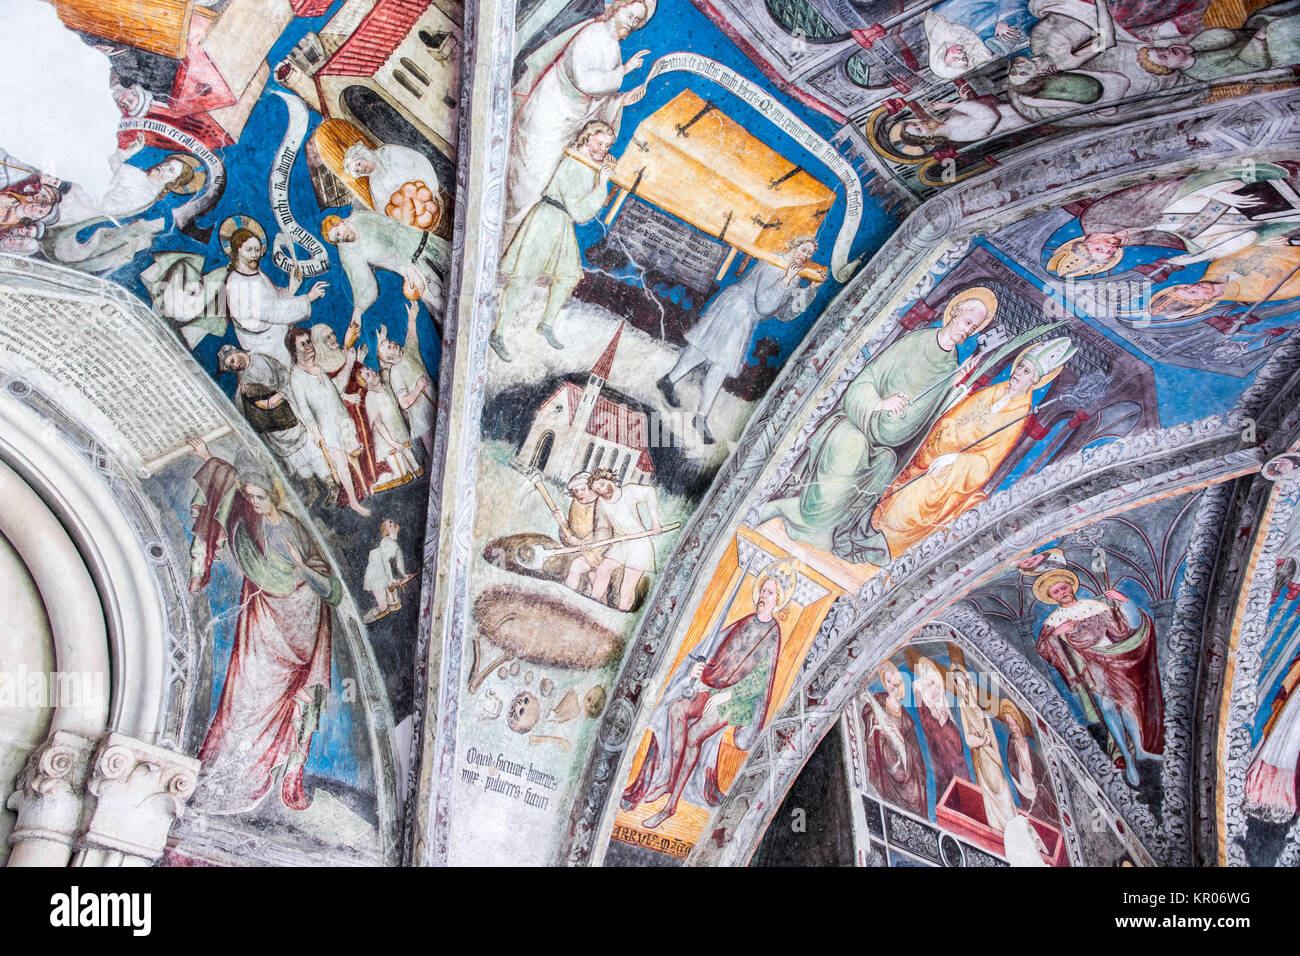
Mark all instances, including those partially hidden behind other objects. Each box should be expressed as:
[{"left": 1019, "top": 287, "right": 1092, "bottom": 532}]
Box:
[
  {"left": 834, "top": 0, "right": 1300, "bottom": 194},
  {"left": 895, "top": 0, "right": 1300, "bottom": 142},
  {"left": 0, "top": 0, "right": 465, "bottom": 828},
  {"left": 0, "top": 137, "right": 201, "bottom": 272},
  {"left": 857, "top": 650, "right": 1063, "bottom": 866}
]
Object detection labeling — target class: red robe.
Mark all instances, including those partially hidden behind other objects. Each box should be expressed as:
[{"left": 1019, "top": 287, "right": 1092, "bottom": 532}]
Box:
[
  {"left": 621, "top": 613, "right": 780, "bottom": 810},
  {"left": 863, "top": 694, "right": 927, "bottom": 817},
  {"left": 190, "top": 457, "right": 341, "bottom": 813},
  {"left": 919, "top": 703, "right": 969, "bottom": 807},
  {"left": 327, "top": 361, "right": 389, "bottom": 505},
  {"left": 1036, "top": 608, "right": 1164, "bottom": 755}
]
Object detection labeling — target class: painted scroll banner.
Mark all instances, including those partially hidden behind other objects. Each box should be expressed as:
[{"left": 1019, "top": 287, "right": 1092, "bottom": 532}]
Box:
[
  {"left": 267, "top": 92, "right": 330, "bottom": 278},
  {"left": 644, "top": 53, "right": 863, "bottom": 282},
  {"left": 117, "top": 116, "right": 225, "bottom": 233}
]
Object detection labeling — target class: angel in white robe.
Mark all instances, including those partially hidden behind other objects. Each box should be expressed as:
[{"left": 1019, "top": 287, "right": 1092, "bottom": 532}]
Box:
[
  {"left": 503, "top": 0, "right": 653, "bottom": 243},
  {"left": 54, "top": 137, "right": 201, "bottom": 228}
]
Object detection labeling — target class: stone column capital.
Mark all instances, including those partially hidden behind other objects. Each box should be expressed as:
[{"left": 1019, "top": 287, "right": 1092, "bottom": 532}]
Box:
[
  {"left": 6, "top": 730, "right": 96, "bottom": 866},
  {"left": 76, "top": 733, "right": 201, "bottom": 865}
]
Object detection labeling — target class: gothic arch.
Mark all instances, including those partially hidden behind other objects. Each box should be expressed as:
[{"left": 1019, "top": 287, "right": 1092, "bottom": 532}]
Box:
[{"left": 555, "top": 90, "right": 1300, "bottom": 867}]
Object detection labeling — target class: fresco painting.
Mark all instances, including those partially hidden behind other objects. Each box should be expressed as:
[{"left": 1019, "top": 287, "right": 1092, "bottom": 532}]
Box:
[
  {"left": 0, "top": 0, "right": 1299, "bottom": 874},
  {"left": 714, "top": 0, "right": 1300, "bottom": 203},
  {"left": 1220, "top": 474, "right": 1300, "bottom": 865},
  {"left": 167, "top": 430, "right": 387, "bottom": 857},
  {"left": 842, "top": 640, "right": 1069, "bottom": 867},
  {"left": 601, "top": 152, "right": 1284, "bottom": 860},
  {"left": 961, "top": 494, "right": 1201, "bottom": 813},
  {"left": 0, "top": 0, "right": 461, "bottom": 862},
  {"left": 606, "top": 528, "right": 837, "bottom": 859},
  {"left": 448, "top": 0, "right": 890, "bottom": 863},
  {"left": 738, "top": 161, "right": 1298, "bottom": 592}
]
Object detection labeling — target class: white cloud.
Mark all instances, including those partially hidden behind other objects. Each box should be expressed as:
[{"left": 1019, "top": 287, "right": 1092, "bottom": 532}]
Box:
[{"left": 0, "top": 0, "right": 121, "bottom": 199}]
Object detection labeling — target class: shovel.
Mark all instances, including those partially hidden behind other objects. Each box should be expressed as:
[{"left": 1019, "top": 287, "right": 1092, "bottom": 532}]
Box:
[{"left": 517, "top": 522, "right": 681, "bottom": 571}]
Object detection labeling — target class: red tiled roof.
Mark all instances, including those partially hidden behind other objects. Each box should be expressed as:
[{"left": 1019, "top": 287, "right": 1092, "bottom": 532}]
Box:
[
  {"left": 590, "top": 321, "right": 623, "bottom": 381},
  {"left": 291, "top": 0, "right": 336, "bottom": 15},
  {"left": 551, "top": 382, "right": 655, "bottom": 474},
  {"left": 319, "top": 0, "right": 429, "bottom": 77}
]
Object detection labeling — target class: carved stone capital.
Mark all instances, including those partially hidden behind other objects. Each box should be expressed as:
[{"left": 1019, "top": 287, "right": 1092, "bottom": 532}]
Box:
[
  {"left": 75, "top": 733, "right": 200, "bottom": 865},
  {"left": 6, "top": 730, "right": 95, "bottom": 866}
]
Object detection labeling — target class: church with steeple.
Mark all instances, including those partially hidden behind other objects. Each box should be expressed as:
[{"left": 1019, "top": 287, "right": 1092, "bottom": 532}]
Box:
[{"left": 511, "top": 322, "right": 657, "bottom": 487}]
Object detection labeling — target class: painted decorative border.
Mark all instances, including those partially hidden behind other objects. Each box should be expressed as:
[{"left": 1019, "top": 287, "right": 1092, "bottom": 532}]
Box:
[{"left": 0, "top": 254, "right": 402, "bottom": 866}]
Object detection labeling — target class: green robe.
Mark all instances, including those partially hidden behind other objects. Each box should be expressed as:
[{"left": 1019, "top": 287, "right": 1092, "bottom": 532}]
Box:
[
  {"left": 763, "top": 328, "right": 960, "bottom": 560},
  {"left": 1015, "top": 70, "right": 1104, "bottom": 104},
  {"left": 499, "top": 150, "right": 608, "bottom": 282},
  {"left": 1185, "top": 8, "right": 1300, "bottom": 80}
]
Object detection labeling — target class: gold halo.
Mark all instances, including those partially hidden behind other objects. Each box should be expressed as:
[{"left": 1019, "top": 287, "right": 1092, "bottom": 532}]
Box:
[
  {"left": 163, "top": 153, "right": 206, "bottom": 195},
  {"left": 219, "top": 216, "right": 266, "bottom": 258},
  {"left": 1046, "top": 237, "right": 1122, "bottom": 278},
  {"left": 868, "top": 105, "right": 929, "bottom": 165},
  {"left": 1032, "top": 568, "right": 1079, "bottom": 604},
  {"left": 878, "top": 659, "right": 904, "bottom": 697},
  {"left": 942, "top": 286, "right": 997, "bottom": 334},
  {"left": 752, "top": 559, "right": 797, "bottom": 612},
  {"left": 998, "top": 699, "right": 1031, "bottom": 735},
  {"left": 886, "top": 117, "right": 931, "bottom": 160}
]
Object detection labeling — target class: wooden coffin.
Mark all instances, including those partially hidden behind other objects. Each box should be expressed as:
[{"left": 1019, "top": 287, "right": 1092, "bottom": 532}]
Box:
[
  {"left": 53, "top": 0, "right": 194, "bottom": 59},
  {"left": 602, "top": 89, "right": 834, "bottom": 281},
  {"left": 936, "top": 777, "right": 1069, "bottom": 866}
]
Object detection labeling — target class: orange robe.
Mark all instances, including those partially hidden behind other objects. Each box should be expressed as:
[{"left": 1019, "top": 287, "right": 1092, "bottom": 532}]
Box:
[
  {"left": 872, "top": 379, "right": 1031, "bottom": 560},
  {"left": 1204, "top": 244, "right": 1300, "bottom": 304}
]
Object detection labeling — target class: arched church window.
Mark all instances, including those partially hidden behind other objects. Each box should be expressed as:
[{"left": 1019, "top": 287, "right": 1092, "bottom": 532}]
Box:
[
  {"left": 393, "top": 70, "right": 423, "bottom": 99},
  {"left": 401, "top": 57, "right": 430, "bottom": 85}
]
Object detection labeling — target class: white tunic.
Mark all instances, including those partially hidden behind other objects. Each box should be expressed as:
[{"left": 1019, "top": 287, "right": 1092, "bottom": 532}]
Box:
[
  {"left": 290, "top": 364, "right": 358, "bottom": 454},
  {"left": 1246, "top": 676, "right": 1300, "bottom": 820},
  {"left": 935, "top": 98, "right": 1030, "bottom": 142},
  {"left": 239, "top": 352, "right": 330, "bottom": 480},
  {"left": 1160, "top": 182, "right": 1300, "bottom": 267},
  {"left": 367, "top": 384, "right": 420, "bottom": 479},
  {"left": 505, "top": 18, "right": 628, "bottom": 237},
  {"left": 55, "top": 158, "right": 159, "bottom": 228},
  {"left": 385, "top": 354, "right": 435, "bottom": 444},
  {"left": 367, "top": 384, "right": 411, "bottom": 445},
  {"left": 685, "top": 261, "right": 814, "bottom": 378},
  {"left": 359, "top": 144, "right": 440, "bottom": 211},
  {"left": 363, "top": 536, "right": 405, "bottom": 592},
  {"left": 335, "top": 210, "right": 448, "bottom": 315},
  {"left": 593, "top": 483, "right": 659, "bottom": 571},
  {"left": 225, "top": 269, "right": 314, "bottom": 368}
]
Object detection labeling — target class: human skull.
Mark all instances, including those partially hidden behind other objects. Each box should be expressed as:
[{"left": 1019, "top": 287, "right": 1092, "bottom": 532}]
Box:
[
  {"left": 584, "top": 685, "right": 607, "bottom": 719},
  {"left": 508, "top": 690, "right": 540, "bottom": 733}
]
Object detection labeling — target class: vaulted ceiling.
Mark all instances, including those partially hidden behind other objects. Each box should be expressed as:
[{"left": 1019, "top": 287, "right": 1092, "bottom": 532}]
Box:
[{"left": 0, "top": 0, "right": 1298, "bottom": 867}]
